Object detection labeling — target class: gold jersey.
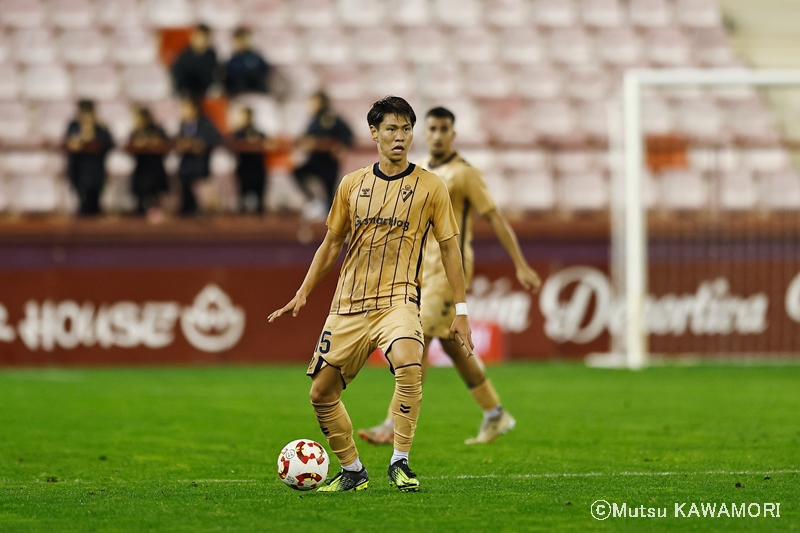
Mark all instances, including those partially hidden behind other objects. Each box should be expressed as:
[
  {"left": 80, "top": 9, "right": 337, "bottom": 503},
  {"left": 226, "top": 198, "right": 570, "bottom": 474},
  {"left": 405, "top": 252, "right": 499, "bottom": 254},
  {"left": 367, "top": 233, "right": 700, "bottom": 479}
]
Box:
[
  {"left": 419, "top": 153, "right": 497, "bottom": 291},
  {"left": 327, "top": 162, "right": 459, "bottom": 314}
]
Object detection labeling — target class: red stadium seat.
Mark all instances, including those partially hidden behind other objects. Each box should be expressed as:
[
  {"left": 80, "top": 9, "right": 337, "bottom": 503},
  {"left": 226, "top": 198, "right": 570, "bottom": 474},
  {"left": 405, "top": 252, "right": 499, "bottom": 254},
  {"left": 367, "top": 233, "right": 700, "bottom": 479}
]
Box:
[
  {"left": 338, "top": 0, "right": 385, "bottom": 27},
  {"left": 12, "top": 29, "right": 56, "bottom": 65},
  {"left": 59, "top": 29, "right": 108, "bottom": 66},
  {"left": 434, "top": 0, "right": 482, "bottom": 27},
  {"left": 548, "top": 28, "right": 593, "bottom": 66},
  {"left": 351, "top": 28, "right": 400, "bottom": 64},
  {"left": 498, "top": 28, "right": 546, "bottom": 65},
  {"left": 96, "top": 0, "right": 144, "bottom": 29},
  {"left": 465, "top": 64, "right": 511, "bottom": 98},
  {"left": 292, "top": 0, "right": 337, "bottom": 28},
  {"left": 513, "top": 64, "right": 562, "bottom": 100},
  {"left": 532, "top": 0, "right": 578, "bottom": 28},
  {"left": 628, "top": 0, "right": 672, "bottom": 28},
  {"left": 123, "top": 64, "right": 171, "bottom": 102},
  {"left": 581, "top": 0, "right": 624, "bottom": 27},
  {"left": 596, "top": 27, "right": 642, "bottom": 67},
  {"left": 484, "top": 0, "right": 530, "bottom": 27},
  {"left": 252, "top": 29, "right": 302, "bottom": 65},
  {"left": 196, "top": 0, "right": 242, "bottom": 30},
  {"left": 49, "top": 0, "right": 95, "bottom": 29},
  {"left": 241, "top": 0, "right": 288, "bottom": 28},
  {"left": 675, "top": 0, "right": 722, "bottom": 28},
  {"left": 451, "top": 28, "right": 497, "bottom": 64},
  {"left": 0, "top": 64, "right": 20, "bottom": 100},
  {"left": 305, "top": 28, "right": 351, "bottom": 65},
  {"left": 401, "top": 28, "right": 449, "bottom": 64},
  {"left": 23, "top": 65, "right": 71, "bottom": 100},
  {"left": 645, "top": 27, "right": 692, "bottom": 67},
  {"left": 0, "top": 0, "right": 45, "bottom": 29},
  {"left": 0, "top": 102, "right": 30, "bottom": 142},
  {"left": 72, "top": 65, "right": 120, "bottom": 101}
]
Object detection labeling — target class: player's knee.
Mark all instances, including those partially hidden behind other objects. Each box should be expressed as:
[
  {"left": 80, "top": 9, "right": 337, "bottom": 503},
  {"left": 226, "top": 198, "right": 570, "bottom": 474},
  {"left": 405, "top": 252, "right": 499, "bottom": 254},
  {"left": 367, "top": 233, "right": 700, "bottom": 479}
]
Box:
[
  {"left": 388, "top": 339, "right": 423, "bottom": 368},
  {"left": 309, "top": 384, "right": 338, "bottom": 405}
]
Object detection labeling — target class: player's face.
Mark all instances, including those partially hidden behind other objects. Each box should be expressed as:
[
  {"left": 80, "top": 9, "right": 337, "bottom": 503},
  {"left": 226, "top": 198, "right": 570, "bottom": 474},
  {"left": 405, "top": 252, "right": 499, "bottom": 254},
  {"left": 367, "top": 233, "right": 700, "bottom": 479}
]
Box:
[
  {"left": 424, "top": 116, "right": 456, "bottom": 158},
  {"left": 370, "top": 114, "right": 414, "bottom": 164}
]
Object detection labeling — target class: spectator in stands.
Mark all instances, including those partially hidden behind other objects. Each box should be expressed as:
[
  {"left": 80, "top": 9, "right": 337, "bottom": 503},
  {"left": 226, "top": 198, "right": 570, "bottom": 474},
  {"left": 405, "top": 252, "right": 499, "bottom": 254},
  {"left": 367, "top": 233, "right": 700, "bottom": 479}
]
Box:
[
  {"left": 175, "top": 95, "right": 222, "bottom": 215},
  {"left": 225, "top": 27, "right": 271, "bottom": 97},
  {"left": 226, "top": 107, "right": 275, "bottom": 214},
  {"left": 64, "top": 100, "right": 114, "bottom": 216},
  {"left": 171, "top": 24, "right": 218, "bottom": 99},
  {"left": 126, "top": 107, "right": 171, "bottom": 218},
  {"left": 294, "top": 91, "right": 353, "bottom": 217}
]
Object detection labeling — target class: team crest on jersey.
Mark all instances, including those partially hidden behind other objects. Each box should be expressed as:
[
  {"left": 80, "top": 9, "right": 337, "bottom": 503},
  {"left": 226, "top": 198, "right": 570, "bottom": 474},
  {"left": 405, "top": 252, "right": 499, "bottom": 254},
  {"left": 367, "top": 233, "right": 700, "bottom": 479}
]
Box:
[
  {"left": 360, "top": 187, "right": 371, "bottom": 198},
  {"left": 401, "top": 185, "right": 414, "bottom": 202}
]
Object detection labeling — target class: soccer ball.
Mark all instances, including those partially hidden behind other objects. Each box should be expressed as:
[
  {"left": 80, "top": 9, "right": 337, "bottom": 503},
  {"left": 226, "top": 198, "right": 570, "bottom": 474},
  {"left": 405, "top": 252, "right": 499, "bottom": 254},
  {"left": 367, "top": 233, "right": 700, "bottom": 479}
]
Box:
[{"left": 277, "top": 439, "right": 329, "bottom": 490}]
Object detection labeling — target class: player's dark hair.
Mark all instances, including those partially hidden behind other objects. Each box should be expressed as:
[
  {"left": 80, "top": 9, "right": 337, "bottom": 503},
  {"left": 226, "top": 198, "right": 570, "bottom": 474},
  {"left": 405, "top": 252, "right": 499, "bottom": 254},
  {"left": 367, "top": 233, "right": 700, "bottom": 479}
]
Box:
[
  {"left": 367, "top": 96, "right": 416, "bottom": 129},
  {"left": 426, "top": 106, "right": 455, "bottom": 124},
  {"left": 77, "top": 99, "right": 95, "bottom": 114},
  {"left": 312, "top": 90, "right": 331, "bottom": 112},
  {"left": 233, "top": 26, "right": 250, "bottom": 39},
  {"left": 195, "top": 23, "right": 211, "bottom": 35}
]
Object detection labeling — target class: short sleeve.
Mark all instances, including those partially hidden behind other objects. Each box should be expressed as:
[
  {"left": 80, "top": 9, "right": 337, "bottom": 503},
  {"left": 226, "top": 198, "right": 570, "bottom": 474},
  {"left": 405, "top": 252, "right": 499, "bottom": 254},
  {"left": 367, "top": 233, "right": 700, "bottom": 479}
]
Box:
[
  {"left": 463, "top": 167, "right": 496, "bottom": 215},
  {"left": 430, "top": 176, "right": 459, "bottom": 243},
  {"left": 326, "top": 174, "right": 352, "bottom": 237}
]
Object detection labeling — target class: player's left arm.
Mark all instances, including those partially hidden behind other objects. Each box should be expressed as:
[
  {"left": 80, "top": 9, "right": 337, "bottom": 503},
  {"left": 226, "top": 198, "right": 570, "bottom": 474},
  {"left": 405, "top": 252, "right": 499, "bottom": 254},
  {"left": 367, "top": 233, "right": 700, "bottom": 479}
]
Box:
[
  {"left": 483, "top": 209, "right": 541, "bottom": 293},
  {"left": 438, "top": 236, "right": 474, "bottom": 355}
]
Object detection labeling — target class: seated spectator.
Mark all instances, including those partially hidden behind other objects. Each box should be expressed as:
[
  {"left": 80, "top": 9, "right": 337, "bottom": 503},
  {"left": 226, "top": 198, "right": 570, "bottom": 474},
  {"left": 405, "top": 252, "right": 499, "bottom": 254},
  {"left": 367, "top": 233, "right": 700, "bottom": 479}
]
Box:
[
  {"left": 125, "top": 107, "right": 172, "bottom": 218},
  {"left": 175, "top": 95, "right": 222, "bottom": 215},
  {"left": 64, "top": 100, "right": 114, "bottom": 216},
  {"left": 225, "top": 107, "right": 275, "bottom": 214},
  {"left": 172, "top": 24, "right": 218, "bottom": 99},
  {"left": 294, "top": 91, "right": 354, "bottom": 217},
  {"left": 225, "top": 27, "right": 271, "bottom": 97}
]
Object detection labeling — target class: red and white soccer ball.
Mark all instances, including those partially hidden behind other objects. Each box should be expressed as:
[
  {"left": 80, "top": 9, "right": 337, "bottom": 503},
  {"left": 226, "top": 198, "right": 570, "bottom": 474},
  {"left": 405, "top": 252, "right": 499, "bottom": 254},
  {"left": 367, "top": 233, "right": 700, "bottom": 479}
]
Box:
[{"left": 277, "top": 439, "right": 329, "bottom": 490}]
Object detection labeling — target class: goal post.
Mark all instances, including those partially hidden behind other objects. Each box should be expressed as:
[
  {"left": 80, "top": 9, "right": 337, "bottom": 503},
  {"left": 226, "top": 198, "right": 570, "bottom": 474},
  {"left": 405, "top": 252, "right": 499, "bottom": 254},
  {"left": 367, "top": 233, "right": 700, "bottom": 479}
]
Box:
[{"left": 611, "top": 68, "right": 800, "bottom": 369}]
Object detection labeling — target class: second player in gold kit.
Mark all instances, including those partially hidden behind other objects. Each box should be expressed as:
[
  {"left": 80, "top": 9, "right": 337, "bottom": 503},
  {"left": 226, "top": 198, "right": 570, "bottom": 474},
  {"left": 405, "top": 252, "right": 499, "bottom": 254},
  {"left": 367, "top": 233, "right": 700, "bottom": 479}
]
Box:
[{"left": 358, "top": 107, "right": 542, "bottom": 446}]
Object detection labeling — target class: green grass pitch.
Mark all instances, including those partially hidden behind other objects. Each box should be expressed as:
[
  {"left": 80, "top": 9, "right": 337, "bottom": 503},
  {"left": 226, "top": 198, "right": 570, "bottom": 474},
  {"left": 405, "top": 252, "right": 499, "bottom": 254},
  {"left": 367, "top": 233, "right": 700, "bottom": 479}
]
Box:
[{"left": 0, "top": 362, "right": 798, "bottom": 532}]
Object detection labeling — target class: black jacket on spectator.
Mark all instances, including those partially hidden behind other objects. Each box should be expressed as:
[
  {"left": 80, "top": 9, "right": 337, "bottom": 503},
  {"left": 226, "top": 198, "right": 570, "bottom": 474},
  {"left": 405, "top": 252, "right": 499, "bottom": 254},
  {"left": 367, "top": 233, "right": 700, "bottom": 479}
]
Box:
[
  {"left": 177, "top": 115, "right": 222, "bottom": 214},
  {"left": 128, "top": 125, "right": 170, "bottom": 210},
  {"left": 172, "top": 47, "right": 217, "bottom": 98},
  {"left": 230, "top": 125, "right": 268, "bottom": 212},
  {"left": 65, "top": 120, "right": 114, "bottom": 215},
  {"left": 225, "top": 50, "right": 270, "bottom": 96},
  {"left": 294, "top": 111, "right": 353, "bottom": 206}
]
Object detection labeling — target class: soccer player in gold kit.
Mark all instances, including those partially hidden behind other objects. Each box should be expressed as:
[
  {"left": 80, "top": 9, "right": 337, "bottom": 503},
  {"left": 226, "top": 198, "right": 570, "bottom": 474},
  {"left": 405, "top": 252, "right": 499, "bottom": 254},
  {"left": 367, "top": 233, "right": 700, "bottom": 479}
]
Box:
[
  {"left": 358, "top": 107, "right": 541, "bottom": 446},
  {"left": 269, "top": 97, "right": 474, "bottom": 492}
]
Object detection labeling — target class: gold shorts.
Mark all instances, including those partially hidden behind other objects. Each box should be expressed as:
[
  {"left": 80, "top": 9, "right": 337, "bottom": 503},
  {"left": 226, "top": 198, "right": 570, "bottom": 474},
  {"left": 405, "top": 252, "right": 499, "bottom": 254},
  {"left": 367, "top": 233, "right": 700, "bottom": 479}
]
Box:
[
  {"left": 306, "top": 303, "right": 424, "bottom": 387},
  {"left": 420, "top": 284, "right": 455, "bottom": 339}
]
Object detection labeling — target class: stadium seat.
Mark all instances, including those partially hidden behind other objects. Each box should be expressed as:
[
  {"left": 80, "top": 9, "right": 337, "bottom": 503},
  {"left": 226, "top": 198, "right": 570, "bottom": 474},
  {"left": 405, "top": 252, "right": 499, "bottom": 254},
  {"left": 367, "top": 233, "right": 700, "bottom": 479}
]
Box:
[
  {"left": 484, "top": 0, "right": 530, "bottom": 27},
  {"left": 417, "top": 63, "right": 462, "bottom": 99},
  {"left": 241, "top": 0, "right": 287, "bottom": 27},
  {"left": 742, "top": 148, "right": 791, "bottom": 173},
  {"left": 548, "top": 28, "right": 593, "bottom": 66},
  {"left": 196, "top": 0, "right": 241, "bottom": 30},
  {"left": 465, "top": 64, "right": 511, "bottom": 98},
  {"left": 578, "top": 100, "right": 611, "bottom": 141},
  {"left": 693, "top": 27, "right": 736, "bottom": 66},
  {"left": 59, "top": 29, "right": 108, "bottom": 66},
  {"left": 563, "top": 67, "right": 609, "bottom": 101},
  {"left": 6, "top": 174, "right": 62, "bottom": 213},
  {"left": 554, "top": 150, "right": 599, "bottom": 174},
  {"left": 252, "top": 29, "right": 302, "bottom": 65},
  {"left": 338, "top": 0, "right": 385, "bottom": 27},
  {"left": 305, "top": 28, "right": 351, "bottom": 65},
  {"left": 760, "top": 171, "right": 800, "bottom": 210},
  {"left": 394, "top": 0, "right": 430, "bottom": 27},
  {"left": 0, "top": 172, "right": 8, "bottom": 212},
  {"left": 400, "top": 27, "right": 448, "bottom": 64},
  {"left": 329, "top": 98, "right": 374, "bottom": 145},
  {"left": 641, "top": 96, "right": 674, "bottom": 135},
  {"left": 0, "top": 151, "right": 59, "bottom": 175},
  {"left": 96, "top": 0, "right": 143, "bottom": 28},
  {"left": 145, "top": 0, "right": 196, "bottom": 28},
  {"left": 352, "top": 28, "right": 400, "bottom": 64},
  {"left": 645, "top": 28, "right": 692, "bottom": 67},
  {"left": 727, "top": 99, "right": 779, "bottom": 143},
  {"left": 719, "top": 170, "right": 758, "bottom": 211},
  {"left": 675, "top": 0, "right": 722, "bottom": 28},
  {"left": 532, "top": 0, "right": 578, "bottom": 28},
  {"left": 49, "top": 0, "right": 95, "bottom": 29},
  {"left": 658, "top": 170, "right": 707, "bottom": 210},
  {"left": 320, "top": 64, "right": 364, "bottom": 99},
  {"left": 12, "top": 29, "right": 57, "bottom": 65},
  {"left": 434, "top": 0, "right": 482, "bottom": 27},
  {"left": 481, "top": 97, "right": 536, "bottom": 145},
  {"left": 458, "top": 148, "right": 496, "bottom": 174},
  {"left": 508, "top": 170, "right": 555, "bottom": 211},
  {"left": 123, "top": 64, "right": 171, "bottom": 102},
  {"left": 559, "top": 172, "right": 608, "bottom": 211},
  {"left": 596, "top": 27, "right": 642, "bottom": 67},
  {"left": 292, "top": 0, "right": 337, "bottom": 28},
  {"left": 0, "top": 102, "right": 30, "bottom": 142},
  {"left": 0, "top": 64, "right": 20, "bottom": 100},
  {"left": 0, "top": 0, "right": 45, "bottom": 29},
  {"left": 32, "top": 100, "right": 75, "bottom": 143},
  {"left": 451, "top": 28, "right": 497, "bottom": 64},
  {"left": 0, "top": 31, "right": 8, "bottom": 63},
  {"left": 95, "top": 101, "right": 132, "bottom": 142},
  {"left": 675, "top": 99, "right": 724, "bottom": 141},
  {"left": 23, "top": 65, "right": 71, "bottom": 100},
  {"left": 502, "top": 148, "right": 550, "bottom": 171},
  {"left": 581, "top": 0, "right": 624, "bottom": 27},
  {"left": 109, "top": 28, "right": 159, "bottom": 66},
  {"left": 513, "top": 64, "right": 562, "bottom": 100},
  {"left": 530, "top": 99, "right": 577, "bottom": 141},
  {"left": 498, "top": 28, "right": 546, "bottom": 65},
  {"left": 434, "top": 97, "right": 487, "bottom": 144},
  {"left": 628, "top": 0, "right": 672, "bottom": 27},
  {"left": 363, "top": 65, "right": 415, "bottom": 99},
  {"left": 229, "top": 94, "right": 282, "bottom": 135},
  {"left": 72, "top": 65, "right": 120, "bottom": 101},
  {"left": 148, "top": 98, "right": 181, "bottom": 135},
  {"left": 106, "top": 149, "right": 135, "bottom": 177}
]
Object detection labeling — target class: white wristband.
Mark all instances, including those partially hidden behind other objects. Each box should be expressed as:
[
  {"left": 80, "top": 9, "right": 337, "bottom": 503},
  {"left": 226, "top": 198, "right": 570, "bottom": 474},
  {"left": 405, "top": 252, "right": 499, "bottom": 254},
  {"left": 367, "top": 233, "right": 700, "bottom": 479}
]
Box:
[{"left": 455, "top": 302, "right": 468, "bottom": 316}]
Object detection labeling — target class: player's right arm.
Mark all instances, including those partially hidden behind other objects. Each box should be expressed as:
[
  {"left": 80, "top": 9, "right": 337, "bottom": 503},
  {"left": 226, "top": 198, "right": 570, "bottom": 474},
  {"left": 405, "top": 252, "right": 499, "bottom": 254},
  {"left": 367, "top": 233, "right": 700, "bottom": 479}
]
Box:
[{"left": 268, "top": 229, "right": 347, "bottom": 321}]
